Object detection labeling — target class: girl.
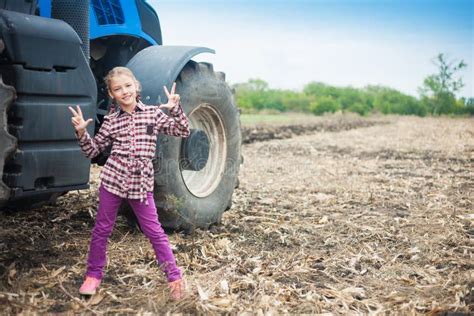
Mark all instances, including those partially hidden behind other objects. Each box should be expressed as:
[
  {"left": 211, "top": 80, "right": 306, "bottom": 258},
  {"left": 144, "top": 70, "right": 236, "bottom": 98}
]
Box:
[{"left": 68, "top": 66, "right": 189, "bottom": 300}]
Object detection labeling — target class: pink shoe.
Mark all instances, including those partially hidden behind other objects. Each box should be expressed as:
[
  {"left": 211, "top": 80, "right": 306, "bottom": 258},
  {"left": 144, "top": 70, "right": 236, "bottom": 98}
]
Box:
[{"left": 79, "top": 276, "right": 101, "bottom": 296}]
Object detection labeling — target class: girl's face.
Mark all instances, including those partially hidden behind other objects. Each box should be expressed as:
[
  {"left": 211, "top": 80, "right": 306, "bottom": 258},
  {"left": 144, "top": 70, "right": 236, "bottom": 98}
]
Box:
[{"left": 108, "top": 73, "right": 139, "bottom": 109}]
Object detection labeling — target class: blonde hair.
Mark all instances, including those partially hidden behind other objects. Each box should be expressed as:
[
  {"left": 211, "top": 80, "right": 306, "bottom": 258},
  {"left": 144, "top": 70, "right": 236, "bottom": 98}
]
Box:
[{"left": 104, "top": 66, "right": 142, "bottom": 94}]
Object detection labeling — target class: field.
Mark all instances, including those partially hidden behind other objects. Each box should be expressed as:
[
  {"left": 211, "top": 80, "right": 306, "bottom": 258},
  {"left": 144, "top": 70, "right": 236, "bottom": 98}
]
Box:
[{"left": 0, "top": 114, "right": 472, "bottom": 314}]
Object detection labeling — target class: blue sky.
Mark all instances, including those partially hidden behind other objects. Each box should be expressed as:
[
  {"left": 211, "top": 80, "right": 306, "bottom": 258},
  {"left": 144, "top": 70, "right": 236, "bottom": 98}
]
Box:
[{"left": 149, "top": 0, "right": 473, "bottom": 98}]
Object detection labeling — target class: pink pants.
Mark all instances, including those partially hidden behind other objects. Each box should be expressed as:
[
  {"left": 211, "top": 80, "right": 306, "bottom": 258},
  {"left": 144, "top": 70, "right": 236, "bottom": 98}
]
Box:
[{"left": 85, "top": 186, "right": 181, "bottom": 282}]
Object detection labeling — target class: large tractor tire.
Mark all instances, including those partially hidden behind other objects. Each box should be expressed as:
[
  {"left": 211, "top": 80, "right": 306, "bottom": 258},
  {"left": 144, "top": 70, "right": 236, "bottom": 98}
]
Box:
[
  {"left": 122, "top": 60, "right": 241, "bottom": 231},
  {"left": 155, "top": 61, "right": 241, "bottom": 230}
]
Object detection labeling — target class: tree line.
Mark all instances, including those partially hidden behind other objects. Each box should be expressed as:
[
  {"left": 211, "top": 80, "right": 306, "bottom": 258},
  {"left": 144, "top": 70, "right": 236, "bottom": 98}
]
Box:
[{"left": 233, "top": 54, "right": 473, "bottom": 116}]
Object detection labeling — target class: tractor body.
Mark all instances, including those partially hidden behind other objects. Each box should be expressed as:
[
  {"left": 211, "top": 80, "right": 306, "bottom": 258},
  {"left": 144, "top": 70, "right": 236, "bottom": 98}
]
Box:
[{"left": 0, "top": 0, "right": 241, "bottom": 229}]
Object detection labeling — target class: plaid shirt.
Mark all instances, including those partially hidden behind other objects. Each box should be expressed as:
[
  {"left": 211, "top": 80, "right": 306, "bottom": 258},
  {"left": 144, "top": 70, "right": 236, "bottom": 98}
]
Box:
[{"left": 78, "top": 101, "right": 190, "bottom": 201}]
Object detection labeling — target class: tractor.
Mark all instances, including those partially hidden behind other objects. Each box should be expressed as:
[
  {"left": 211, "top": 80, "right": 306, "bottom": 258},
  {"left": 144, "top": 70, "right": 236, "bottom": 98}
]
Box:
[{"left": 0, "top": 0, "right": 241, "bottom": 230}]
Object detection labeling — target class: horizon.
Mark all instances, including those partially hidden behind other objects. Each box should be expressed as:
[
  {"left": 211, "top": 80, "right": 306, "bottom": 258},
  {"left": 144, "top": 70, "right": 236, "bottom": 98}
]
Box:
[{"left": 150, "top": 0, "right": 473, "bottom": 98}]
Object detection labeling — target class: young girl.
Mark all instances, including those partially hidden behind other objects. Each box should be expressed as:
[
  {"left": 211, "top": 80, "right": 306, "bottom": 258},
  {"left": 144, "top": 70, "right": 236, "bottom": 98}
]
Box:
[{"left": 68, "top": 66, "right": 189, "bottom": 300}]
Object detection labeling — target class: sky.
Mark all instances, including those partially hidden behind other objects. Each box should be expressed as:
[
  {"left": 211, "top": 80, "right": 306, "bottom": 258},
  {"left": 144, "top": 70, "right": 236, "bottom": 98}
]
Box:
[{"left": 149, "top": 0, "right": 473, "bottom": 98}]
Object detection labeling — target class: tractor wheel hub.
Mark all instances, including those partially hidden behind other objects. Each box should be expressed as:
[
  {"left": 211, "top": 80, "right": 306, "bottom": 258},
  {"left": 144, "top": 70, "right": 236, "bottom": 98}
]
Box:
[{"left": 181, "top": 129, "right": 209, "bottom": 171}]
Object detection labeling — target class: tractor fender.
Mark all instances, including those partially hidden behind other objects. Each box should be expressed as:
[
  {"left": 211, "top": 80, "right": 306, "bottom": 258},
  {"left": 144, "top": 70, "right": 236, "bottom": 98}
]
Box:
[{"left": 126, "top": 45, "right": 215, "bottom": 105}]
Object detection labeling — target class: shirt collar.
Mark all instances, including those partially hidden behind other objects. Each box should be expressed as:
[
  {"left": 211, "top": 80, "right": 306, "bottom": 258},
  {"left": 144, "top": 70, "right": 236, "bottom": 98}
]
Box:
[{"left": 118, "top": 101, "right": 145, "bottom": 116}]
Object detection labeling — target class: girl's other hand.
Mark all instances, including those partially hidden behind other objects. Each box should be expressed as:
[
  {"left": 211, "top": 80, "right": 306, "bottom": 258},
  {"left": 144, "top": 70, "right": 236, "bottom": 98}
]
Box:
[
  {"left": 168, "top": 278, "right": 185, "bottom": 300},
  {"left": 68, "top": 105, "right": 93, "bottom": 137},
  {"left": 160, "top": 82, "right": 180, "bottom": 110}
]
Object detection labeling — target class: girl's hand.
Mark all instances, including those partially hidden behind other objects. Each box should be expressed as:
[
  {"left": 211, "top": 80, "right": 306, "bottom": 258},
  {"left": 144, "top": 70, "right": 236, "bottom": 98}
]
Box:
[
  {"left": 68, "top": 105, "right": 93, "bottom": 137},
  {"left": 168, "top": 278, "right": 185, "bottom": 300},
  {"left": 159, "top": 82, "right": 180, "bottom": 110}
]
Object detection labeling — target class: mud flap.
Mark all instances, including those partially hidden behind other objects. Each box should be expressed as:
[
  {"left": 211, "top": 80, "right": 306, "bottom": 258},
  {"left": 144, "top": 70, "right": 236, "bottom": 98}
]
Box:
[{"left": 126, "top": 45, "right": 215, "bottom": 105}]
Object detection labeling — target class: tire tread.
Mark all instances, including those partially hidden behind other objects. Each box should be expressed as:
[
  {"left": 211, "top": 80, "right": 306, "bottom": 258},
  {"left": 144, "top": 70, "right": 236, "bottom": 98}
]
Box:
[{"left": 0, "top": 77, "right": 17, "bottom": 204}]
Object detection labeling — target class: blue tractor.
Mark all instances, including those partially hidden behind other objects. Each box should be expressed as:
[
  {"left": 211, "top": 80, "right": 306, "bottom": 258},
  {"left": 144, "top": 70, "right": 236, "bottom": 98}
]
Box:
[{"left": 0, "top": 0, "right": 241, "bottom": 230}]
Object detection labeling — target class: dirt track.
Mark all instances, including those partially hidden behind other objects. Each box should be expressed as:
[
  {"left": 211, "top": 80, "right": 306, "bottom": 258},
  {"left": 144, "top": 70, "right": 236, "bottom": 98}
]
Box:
[{"left": 1, "top": 115, "right": 473, "bottom": 314}]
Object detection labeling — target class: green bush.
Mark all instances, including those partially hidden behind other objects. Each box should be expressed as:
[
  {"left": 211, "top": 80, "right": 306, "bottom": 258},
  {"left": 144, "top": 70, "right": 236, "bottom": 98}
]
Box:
[
  {"left": 347, "top": 102, "right": 369, "bottom": 115},
  {"left": 463, "top": 98, "right": 474, "bottom": 115},
  {"left": 234, "top": 79, "right": 467, "bottom": 117},
  {"left": 310, "top": 96, "right": 340, "bottom": 115}
]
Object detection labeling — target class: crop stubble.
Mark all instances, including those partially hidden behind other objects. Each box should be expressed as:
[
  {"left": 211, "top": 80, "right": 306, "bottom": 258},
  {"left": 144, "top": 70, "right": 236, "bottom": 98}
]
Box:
[{"left": 0, "top": 115, "right": 472, "bottom": 314}]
